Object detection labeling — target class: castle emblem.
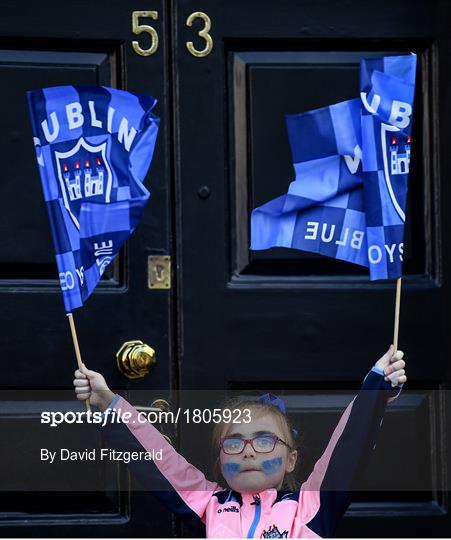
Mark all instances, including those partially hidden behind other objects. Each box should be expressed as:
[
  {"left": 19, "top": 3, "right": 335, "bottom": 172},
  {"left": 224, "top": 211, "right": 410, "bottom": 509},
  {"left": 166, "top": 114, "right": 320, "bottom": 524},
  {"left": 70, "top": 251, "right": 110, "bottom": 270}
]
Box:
[
  {"left": 389, "top": 135, "right": 411, "bottom": 175},
  {"left": 381, "top": 124, "right": 410, "bottom": 223},
  {"left": 260, "top": 524, "right": 288, "bottom": 538},
  {"left": 63, "top": 156, "right": 104, "bottom": 201},
  {"left": 55, "top": 137, "right": 112, "bottom": 229}
]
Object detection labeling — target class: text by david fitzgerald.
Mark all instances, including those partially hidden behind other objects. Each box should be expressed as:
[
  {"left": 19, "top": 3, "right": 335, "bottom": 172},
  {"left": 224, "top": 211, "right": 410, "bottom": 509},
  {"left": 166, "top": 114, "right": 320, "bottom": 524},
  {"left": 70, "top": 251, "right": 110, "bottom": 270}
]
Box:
[{"left": 41, "top": 448, "right": 163, "bottom": 464}]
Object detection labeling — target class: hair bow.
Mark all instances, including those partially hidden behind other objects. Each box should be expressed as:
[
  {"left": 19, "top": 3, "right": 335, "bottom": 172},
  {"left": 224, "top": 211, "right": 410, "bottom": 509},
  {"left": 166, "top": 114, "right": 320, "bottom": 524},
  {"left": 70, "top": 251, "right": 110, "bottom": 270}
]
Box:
[
  {"left": 258, "top": 393, "right": 287, "bottom": 414},
  {"left": 258, "top": 393, "right": 298, "bottom": 438}
]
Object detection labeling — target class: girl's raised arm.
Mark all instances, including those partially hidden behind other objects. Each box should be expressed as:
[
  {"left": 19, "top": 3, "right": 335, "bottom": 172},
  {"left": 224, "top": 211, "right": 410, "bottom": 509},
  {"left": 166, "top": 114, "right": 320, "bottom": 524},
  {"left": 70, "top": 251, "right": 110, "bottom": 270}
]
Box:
[
  {"left": 101, "top": 395, "right": 220, "bottom": 523},
  {"left": 297, "top": 352, "right": 404, "bottom": 538},
  {"left": 74, "top": 365, "right": 220, "bottom": 528}
]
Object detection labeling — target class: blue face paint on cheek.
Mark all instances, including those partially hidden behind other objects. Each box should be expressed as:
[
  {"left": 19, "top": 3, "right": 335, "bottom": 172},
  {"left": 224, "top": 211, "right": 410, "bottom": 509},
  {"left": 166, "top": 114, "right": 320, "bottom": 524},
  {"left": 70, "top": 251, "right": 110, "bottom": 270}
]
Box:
[
  {"left": 222, "top": 462, "right": 240, "bottom": 478},
  {"left": 261, "top": 457, "right": 283, "bottom": 476}
]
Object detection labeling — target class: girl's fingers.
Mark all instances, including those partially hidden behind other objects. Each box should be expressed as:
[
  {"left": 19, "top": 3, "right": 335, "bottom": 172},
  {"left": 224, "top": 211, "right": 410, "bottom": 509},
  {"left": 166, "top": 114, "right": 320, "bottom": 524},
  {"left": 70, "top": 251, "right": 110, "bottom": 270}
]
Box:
[
  {"left": 387, "top": 369, "right": 406, "bottom": 385},
  {"left": 81, "top": 363, "right": 97, "bottom": 379},
  {"left": 391, "top": 350, "right": 404, "bottom": 362},
  {"left": 385, "top": 364, "right": 395, "bottom": 376},
  {"left": 74, "top": 369, "right": 87, "bottom": 379},
  {"left": 388, "top": 369, "right": 405, "bottom": 379},
  {"left": 73, "top": 379, "right": 89, "bottom": 387},
  {"left": 390, "top": 374, "right": 407, "bottom": 385},
  {"left": 385, "top": 359, "right": 405, "bottom": 375},
  {"left": 73, "top": 369, "right": 91, "bottom": 401},
  {"left": 380, "top": 345, "right": 394, "bottom": 364}
]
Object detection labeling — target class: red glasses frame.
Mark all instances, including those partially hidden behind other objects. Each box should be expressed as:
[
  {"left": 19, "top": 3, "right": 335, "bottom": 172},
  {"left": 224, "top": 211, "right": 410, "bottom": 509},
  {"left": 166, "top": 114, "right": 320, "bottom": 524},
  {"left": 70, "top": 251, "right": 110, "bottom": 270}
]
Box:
[{"left": 220, "top": 434, "right": 290, "bottom": 455}]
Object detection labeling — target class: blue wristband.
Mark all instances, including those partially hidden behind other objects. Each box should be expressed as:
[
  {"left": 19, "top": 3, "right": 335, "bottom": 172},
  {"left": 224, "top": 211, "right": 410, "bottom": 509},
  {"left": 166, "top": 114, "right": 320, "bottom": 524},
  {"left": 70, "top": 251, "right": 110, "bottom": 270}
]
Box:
[{"left": 106, "top": 394, "right": 121, "bottom": 411}]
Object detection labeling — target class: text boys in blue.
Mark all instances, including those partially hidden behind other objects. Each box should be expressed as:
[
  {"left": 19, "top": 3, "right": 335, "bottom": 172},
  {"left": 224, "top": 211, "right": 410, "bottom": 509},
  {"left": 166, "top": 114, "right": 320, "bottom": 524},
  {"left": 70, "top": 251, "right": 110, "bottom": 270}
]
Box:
[{"left": 251, "top": 54, "right": 416, "bottom": 280}]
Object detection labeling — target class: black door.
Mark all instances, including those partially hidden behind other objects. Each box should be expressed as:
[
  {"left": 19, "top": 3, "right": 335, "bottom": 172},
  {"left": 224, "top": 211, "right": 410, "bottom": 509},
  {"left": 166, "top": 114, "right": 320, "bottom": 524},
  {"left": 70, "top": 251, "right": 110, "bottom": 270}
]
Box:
[
  {"left": 174, "top": 0, "right": 450, "bottom": 538},
  {"left": 1, "top": 0, "right": 450, "bottom": 538},
  {"left": 0, "top": 1, "right": 175, "bottom": 537}
]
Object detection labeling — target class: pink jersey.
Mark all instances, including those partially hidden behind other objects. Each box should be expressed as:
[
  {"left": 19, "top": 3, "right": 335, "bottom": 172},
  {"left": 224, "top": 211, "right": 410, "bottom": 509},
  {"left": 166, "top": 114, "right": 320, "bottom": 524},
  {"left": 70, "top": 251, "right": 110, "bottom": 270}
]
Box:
[{"left": 101, "top": 368, "right": 401, "bottom": 538}]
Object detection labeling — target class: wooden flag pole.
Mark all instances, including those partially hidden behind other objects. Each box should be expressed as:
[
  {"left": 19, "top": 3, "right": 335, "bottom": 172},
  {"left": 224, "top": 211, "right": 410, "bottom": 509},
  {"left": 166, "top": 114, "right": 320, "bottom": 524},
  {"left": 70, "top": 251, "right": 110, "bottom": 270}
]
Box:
[
  {"left": 391, "top": 277, "right": 402, "bottom": 388},
  {"left": 393, "top": 277, "right": 402, "bottom": 352},
  {"left": 67, "top": 313, "right": 91, "bottom": 412}
]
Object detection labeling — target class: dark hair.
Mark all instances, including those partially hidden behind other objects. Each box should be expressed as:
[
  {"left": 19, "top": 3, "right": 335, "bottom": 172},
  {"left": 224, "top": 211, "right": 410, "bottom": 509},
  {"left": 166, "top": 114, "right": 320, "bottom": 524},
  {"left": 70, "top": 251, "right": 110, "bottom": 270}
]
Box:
[{"left": 211, "top": 397, "right": 299, "bottom": 491}]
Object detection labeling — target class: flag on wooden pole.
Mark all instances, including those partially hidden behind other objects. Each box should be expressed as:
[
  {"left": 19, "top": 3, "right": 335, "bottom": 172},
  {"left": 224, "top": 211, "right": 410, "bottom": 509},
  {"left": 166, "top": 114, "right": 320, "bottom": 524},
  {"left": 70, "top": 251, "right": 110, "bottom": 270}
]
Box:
[
  {"left": 251, "top": 54, "right": 416, "bottom": 281},
  {"left": 27, "top": 85, "right": 159, "bottom": 311}
]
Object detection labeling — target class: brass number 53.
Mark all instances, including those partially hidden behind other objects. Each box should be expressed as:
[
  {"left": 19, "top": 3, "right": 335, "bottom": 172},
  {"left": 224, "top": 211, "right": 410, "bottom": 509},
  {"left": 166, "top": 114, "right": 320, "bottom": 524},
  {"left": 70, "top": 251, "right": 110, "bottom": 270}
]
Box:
[
  {"left": 132, "top": 10, "right": 159, "bottom": 56},
  {"left": 186, "top": 12, "right": 213, "bottom": 58}
]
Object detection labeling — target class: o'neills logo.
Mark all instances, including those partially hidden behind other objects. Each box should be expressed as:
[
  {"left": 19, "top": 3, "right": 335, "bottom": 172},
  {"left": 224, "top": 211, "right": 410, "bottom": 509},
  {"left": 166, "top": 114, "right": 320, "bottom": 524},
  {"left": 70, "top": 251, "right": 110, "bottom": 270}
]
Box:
[{"left": 217, "top": 506, "right": 239, "bottom": 513}]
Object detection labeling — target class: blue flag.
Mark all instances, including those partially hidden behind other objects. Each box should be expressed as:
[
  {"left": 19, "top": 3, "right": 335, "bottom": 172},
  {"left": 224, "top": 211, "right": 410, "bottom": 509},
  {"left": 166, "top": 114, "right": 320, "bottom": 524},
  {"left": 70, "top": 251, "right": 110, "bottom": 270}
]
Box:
[
  {"left": 251, "top": 55, "right": 416, "bottom": 280},
  {"left": 27, "top": 85, "right": 159, "bottom": 312}
]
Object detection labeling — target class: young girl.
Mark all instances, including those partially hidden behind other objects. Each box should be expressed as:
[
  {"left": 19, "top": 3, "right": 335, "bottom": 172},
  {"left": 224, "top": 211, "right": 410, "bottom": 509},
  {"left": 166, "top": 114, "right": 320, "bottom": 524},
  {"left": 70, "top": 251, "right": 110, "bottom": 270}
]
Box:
[{"left": 73, "top": 345, "right": 406, "bottom": 538}]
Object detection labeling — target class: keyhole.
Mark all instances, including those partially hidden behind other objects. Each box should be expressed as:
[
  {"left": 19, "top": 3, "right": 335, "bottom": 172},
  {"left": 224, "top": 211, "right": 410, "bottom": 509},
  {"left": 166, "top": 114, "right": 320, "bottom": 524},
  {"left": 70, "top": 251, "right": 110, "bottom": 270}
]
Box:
[{"left": 155, "top": 264, "right": 165, "bottom": 281}]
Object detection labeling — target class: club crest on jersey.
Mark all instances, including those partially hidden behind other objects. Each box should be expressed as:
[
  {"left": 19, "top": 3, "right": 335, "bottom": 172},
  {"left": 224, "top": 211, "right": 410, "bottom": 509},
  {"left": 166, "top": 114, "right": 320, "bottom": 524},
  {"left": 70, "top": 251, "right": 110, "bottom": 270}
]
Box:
[
  {"left": 260, "top": 524, "right": 288, "bottom": 538},
  {"left": 380, "top": 124, "right": 409, "bottom": 223},
  {"left": 54, "top": 137, "right": 113, "bottom": 229}
]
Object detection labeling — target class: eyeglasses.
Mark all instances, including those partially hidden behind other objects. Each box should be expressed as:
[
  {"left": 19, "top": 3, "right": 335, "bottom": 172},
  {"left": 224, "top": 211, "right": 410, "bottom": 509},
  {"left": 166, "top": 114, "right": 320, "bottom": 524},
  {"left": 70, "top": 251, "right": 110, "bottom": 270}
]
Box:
[{"left": 220, "top": 435, "right": 290, "bottom": 455}]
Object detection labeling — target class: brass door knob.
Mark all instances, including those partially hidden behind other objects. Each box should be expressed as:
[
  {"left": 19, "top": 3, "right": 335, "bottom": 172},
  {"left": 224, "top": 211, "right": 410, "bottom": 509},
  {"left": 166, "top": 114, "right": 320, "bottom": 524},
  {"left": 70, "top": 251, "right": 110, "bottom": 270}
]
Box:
[{"left": 116, "top": 340, "right": 156, "bottom": 379}]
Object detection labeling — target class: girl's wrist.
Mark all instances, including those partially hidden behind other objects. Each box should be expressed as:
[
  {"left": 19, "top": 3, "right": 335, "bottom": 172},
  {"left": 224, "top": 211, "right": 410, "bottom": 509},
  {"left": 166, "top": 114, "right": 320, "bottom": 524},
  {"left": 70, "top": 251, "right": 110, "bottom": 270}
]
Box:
[{"left": 97, "top": 389, "right": 116, "bottom": 411}]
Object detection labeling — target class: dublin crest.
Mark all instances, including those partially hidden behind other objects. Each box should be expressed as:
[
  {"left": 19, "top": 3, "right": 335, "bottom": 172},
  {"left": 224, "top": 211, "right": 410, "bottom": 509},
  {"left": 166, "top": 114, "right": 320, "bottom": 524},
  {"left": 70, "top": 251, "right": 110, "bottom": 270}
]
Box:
[
  {"left": 55, "top": 137, "right": 113, "bottom": 229},
  {"left": 380, "top": 123, "right": 410, "bottom": 223},
  {"left": 260, "top": 524, "right": 288, "bottom": 538}
]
